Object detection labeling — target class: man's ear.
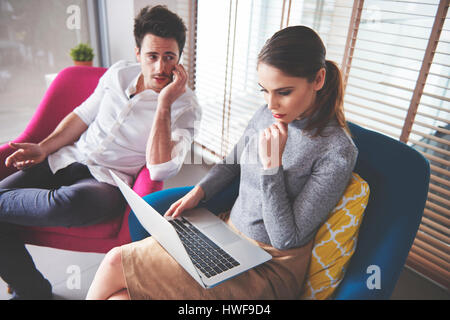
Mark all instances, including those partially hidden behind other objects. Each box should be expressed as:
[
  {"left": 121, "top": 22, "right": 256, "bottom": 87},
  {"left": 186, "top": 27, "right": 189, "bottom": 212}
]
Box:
[{"left": 135, "top": 47, "right": 141, "bottom": 62}]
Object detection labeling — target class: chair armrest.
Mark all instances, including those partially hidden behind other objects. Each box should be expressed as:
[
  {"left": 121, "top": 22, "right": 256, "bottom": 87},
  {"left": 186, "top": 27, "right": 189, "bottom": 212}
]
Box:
[{"left": 132, "top": 167, "right": 164, "bottom": 196}]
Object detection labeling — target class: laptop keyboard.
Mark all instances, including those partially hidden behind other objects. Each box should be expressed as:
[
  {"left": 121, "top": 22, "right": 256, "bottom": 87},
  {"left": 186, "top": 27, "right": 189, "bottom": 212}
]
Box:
[{"left": 169, "top": 218, "right": 240, "bottom": 278}]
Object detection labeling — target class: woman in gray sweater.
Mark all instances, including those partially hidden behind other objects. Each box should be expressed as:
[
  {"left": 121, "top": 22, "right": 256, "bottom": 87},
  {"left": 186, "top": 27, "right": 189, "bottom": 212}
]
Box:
[{"left": 87, "top": 25, "right": 358, "bottom": 300}]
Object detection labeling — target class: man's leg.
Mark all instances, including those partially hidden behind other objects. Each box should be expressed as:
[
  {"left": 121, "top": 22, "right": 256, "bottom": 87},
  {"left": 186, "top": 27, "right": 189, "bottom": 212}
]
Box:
[
  {"left": 0, "top": 161, "right": 125, "bottom": 227},
  {"left": 0, "top": 161, "right": 125, "bottom": 298},
  {"left": 0, "top": 222, "right": 52, "bottom": 299},
  {"left": 0, "top": 159, "right": 57, "bottom": 299}
]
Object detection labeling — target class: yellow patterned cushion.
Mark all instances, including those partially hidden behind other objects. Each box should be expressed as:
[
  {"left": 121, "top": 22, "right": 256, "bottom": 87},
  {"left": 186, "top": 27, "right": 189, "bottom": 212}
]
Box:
[{"left": 301, "top": 173, "right": 370, "bottom": 300}]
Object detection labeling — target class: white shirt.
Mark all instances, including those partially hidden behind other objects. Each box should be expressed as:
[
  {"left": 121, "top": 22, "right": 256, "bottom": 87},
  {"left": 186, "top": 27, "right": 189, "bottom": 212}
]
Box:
[{"left": 47, "top": 60, "right": 201, "bottom": 186}]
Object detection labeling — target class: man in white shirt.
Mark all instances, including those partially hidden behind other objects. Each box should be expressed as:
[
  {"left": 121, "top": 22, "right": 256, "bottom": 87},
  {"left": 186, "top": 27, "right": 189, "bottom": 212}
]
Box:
[{"left": 0, "top": 5, "right": 200, "bottom": 299}]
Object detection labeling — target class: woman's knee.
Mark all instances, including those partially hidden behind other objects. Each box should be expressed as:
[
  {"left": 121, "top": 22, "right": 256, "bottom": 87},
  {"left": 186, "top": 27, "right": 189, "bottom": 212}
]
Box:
[{"left": 104, "top": 247, "right": 123, "bottom": 269}]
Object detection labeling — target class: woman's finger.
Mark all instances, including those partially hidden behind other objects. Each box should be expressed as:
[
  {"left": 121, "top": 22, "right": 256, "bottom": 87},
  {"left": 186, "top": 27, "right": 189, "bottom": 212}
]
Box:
[
  {"left": 172, "top": 202, "right": 186, "bottom": 218},
  {"left": 275, "top": 121, "right": 288, "bottom": 136},
  {"left": 264, "top": 127, "right": 271, "bottom": 140},
  {"left": 164, "top": 200, "right": 182, "bottom": 217},
  {"left": 269, "top": 124, "right": 279, "bottom": 138}
]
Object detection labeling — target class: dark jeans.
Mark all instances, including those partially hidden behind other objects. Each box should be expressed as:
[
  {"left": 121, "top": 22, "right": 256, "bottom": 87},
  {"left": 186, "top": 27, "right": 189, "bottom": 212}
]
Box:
[{"left": 0, "top": 159, "right": 125, "bottom": 298}]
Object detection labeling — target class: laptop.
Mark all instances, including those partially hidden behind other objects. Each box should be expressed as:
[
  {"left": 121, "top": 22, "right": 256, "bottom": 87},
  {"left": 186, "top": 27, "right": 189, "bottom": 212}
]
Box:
[{"left": 110, "top": 170, "right": 272, "bottom": 289}]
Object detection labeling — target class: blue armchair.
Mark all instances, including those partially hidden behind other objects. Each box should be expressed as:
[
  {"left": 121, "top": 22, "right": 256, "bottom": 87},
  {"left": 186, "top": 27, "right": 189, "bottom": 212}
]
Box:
[{"left": 129, "top": 122, "right": 430, "bottom": 299}]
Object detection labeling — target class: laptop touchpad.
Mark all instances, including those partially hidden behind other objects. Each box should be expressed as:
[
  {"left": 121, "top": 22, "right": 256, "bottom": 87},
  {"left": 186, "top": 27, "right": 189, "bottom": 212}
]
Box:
[{"left": 203, "top": 224, "right": 241, "bottom": 246}]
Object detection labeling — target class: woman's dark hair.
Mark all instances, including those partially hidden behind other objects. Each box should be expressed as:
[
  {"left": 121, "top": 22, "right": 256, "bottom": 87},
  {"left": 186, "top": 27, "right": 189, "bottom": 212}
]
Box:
[
  {"left": 134, "top": 5, "right": 187, "bottom": 56},
  {"left": 258, "top": 25, "right": 348, "bottom": 137}
]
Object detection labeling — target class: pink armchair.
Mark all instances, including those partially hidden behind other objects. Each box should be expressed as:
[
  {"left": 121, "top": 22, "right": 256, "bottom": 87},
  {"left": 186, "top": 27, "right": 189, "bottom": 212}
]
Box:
[{"left": 0, "top": 66, "right": 163, "bottom": 253}]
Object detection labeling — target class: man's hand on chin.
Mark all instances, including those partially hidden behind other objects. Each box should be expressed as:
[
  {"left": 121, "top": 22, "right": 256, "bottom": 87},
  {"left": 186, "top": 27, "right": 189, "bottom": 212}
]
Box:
[{"left": 157, "top": 64, "right": 187, "bottom": 108}]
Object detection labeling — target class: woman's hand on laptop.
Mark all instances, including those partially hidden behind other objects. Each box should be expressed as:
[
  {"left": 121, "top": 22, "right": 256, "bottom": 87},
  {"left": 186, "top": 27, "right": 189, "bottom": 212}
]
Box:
[{"left": 164, "top": 185, "right": 205, "bottom": 219}]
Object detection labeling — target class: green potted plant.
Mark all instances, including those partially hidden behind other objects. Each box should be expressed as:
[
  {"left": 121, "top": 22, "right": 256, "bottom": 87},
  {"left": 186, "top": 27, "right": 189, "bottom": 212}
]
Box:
[{"left": 70, "top": 43, "right": 94, "bottom": 66}]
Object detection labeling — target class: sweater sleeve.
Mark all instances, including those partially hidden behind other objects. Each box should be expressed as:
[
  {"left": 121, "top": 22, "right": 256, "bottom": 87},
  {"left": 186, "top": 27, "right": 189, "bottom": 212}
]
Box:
[
  {"left": 259, "top": 144, "right": 358, "bottom": 250},
  {"left": 197, "top": 133, "right": 244, "bottom": 202},
  {"left": 197, "top": 106, "right": 263, "bottom": 202}
]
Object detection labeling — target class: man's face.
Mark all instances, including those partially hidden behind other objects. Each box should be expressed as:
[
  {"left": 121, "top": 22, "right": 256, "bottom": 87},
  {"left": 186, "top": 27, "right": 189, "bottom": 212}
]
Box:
[{"left": 135, "top": 33, "right": 180, "bottom": 93}]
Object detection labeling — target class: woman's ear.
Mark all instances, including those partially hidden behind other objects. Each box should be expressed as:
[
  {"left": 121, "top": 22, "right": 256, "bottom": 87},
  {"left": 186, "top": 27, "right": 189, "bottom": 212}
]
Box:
[{"left": 314, "top": 68, "right": 326, "bottom": 91}]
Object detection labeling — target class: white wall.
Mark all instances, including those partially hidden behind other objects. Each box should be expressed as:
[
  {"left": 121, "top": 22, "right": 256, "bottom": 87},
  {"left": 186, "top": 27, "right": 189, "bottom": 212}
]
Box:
[
  {"left": 134, "top": 0, "right": 177, "bottom": 16},
  {"left": 105, "top": 0, "right": 136, "bottom": 64}
]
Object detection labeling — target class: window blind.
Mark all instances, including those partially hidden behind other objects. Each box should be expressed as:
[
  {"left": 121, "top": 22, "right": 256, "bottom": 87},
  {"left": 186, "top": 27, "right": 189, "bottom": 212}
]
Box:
[
  {"left": 195, "top": 0, "right": 353, "bottom": 160},
  {"left": 342, "top": 0, "right": 449, "bottom": 290},
  {"left": 404, "top": 2, "right": 449, "bottom": 290},
  {"left": 175, "top": 0, "right": 197, "bottom": 90}
]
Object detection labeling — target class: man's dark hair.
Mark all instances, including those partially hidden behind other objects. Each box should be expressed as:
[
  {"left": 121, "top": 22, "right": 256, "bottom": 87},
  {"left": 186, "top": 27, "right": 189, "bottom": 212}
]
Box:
[{"left": 134, "top": 5, "right": 187, "bottom": 56}]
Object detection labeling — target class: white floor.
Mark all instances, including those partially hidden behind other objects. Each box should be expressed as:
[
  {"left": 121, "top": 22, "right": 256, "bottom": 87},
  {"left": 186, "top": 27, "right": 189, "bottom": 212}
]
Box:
[{"left": 0, "top": 162, "right": 448, "bottom": 300}]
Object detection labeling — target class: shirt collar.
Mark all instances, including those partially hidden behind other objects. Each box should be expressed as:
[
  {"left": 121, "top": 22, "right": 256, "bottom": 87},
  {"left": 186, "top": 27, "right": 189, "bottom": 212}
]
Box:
[
  {"left": 125, "top": 73, "right": 141, "bottom": 99},
  {"left": 125, "top": 73, "right": 160, "bottom": 99}
]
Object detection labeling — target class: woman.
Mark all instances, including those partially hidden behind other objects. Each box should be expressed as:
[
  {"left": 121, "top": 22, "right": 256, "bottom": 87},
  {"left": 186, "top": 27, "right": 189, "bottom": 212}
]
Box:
[{"left": 86, "top": 25, "right": 358, "bottom": 300}]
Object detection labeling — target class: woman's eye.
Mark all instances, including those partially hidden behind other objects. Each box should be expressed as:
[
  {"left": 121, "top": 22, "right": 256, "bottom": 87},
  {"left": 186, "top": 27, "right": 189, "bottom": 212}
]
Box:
[{"left": 278, "top": 90, "right": 291, "bottom": 96}]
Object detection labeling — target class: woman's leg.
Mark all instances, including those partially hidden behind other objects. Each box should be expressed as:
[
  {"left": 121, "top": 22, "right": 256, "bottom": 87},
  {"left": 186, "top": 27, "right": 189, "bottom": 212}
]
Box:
[
  {"left": 107, "top": 289, "right": 130, "bottom": 300},
  {"left": 128, "top": 186, "right": 194, "bottom": 242},
  {"left": 86, "top": 247, "right": 128, "bottom": 300}
]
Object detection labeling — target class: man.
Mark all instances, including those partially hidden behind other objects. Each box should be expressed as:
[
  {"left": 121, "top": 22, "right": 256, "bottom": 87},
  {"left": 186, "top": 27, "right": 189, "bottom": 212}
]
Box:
[{"left": 0, "top": 5, "right": 200, "bottom": 299}]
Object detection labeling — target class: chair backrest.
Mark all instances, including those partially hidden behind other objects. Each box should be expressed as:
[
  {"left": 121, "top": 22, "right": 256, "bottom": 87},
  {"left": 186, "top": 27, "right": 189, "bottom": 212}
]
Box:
[
  {"left": 18, "top": 66, "right": 107, "bottom": 144},
  {"left": 333, "top": 122, "right": 430, "bottom": 299}
]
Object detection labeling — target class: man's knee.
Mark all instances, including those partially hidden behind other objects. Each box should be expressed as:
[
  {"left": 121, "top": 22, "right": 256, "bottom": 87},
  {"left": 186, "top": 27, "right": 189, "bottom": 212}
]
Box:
[
  {"left": 52, "top": 186, "right": 95, "bottom": 216},
  {"left": 43, "top": 185, "right": 118, "bottom": 227}
]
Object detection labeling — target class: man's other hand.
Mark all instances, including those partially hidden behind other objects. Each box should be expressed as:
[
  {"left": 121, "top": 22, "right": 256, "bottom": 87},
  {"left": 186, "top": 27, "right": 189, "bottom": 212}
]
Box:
[{"left": 5, "top": 142, "right": 47, "bottom": 170}]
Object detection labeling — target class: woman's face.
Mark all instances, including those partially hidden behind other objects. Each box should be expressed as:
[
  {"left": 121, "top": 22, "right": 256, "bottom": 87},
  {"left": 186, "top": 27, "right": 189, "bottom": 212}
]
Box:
[{"left": 257, "top": 63, "right": 325, "bottom": 124}]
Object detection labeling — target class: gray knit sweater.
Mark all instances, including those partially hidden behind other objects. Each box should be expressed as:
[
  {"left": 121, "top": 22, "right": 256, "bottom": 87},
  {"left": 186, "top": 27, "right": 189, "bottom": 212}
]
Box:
[{"left": 198, "top": 105, "right": 358, "bottom": 250}]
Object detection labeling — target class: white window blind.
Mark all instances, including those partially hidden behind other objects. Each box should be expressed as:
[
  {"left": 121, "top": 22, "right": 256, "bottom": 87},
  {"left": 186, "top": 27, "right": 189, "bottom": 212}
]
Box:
[
  {"left": 175, "top": 0, "right": 197, "bottom": 90},
  {"left": 195, "top": 0, "right": 353, "bottom": 160},
  {"left": 342, "top": 0, "right": 449, "bottom": 290},
  {"left": 405, "top": 3, "right": 449, "bottom": 290}
]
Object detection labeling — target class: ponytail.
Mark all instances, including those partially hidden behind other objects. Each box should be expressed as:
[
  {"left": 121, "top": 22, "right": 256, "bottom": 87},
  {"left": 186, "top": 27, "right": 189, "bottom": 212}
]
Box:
[{"left": 305, "top": 60, "right": 350, "bottom": 137}]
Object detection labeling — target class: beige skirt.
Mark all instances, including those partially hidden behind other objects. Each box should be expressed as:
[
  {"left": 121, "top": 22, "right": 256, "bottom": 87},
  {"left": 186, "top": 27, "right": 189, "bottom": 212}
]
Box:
[{"left": 121, "top": 212, "right": 313, "bottom": 300}]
